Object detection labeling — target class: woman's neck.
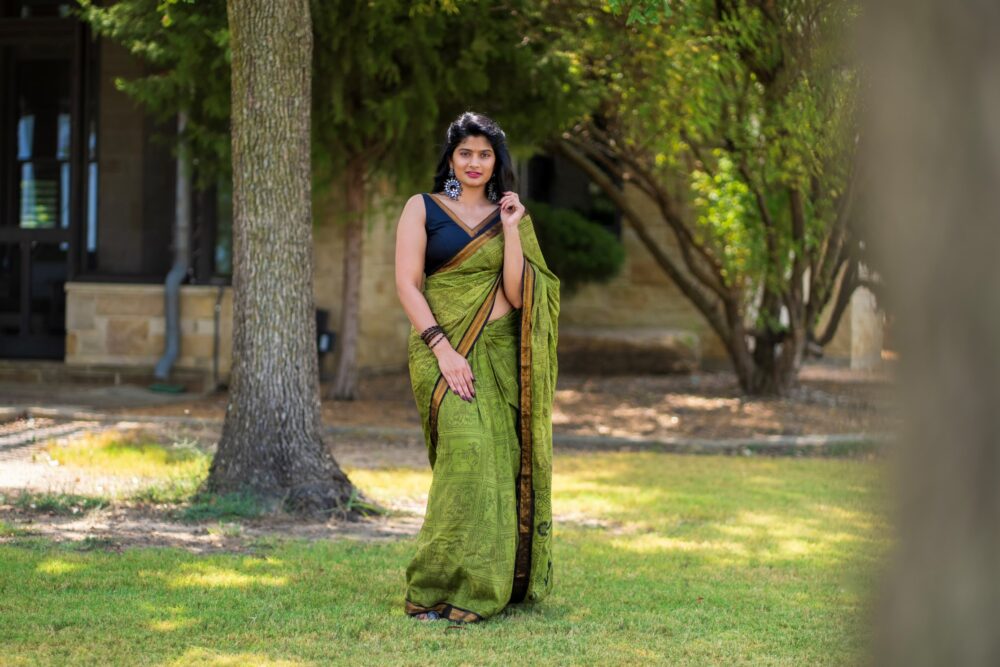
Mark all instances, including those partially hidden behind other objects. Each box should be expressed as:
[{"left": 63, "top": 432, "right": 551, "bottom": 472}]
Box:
[{"left": 455, "top": 186, "right": 491, "bottom": 208}]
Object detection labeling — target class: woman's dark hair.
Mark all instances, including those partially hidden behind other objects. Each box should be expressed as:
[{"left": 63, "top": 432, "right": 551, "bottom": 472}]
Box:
[{"left": 432, "top": 112, "right": 516, "bottom": 196}]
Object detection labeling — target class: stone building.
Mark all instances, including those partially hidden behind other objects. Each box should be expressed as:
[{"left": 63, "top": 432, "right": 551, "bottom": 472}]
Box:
[{"left": 0, "top": 1, "right": 883, "bottom": 389}]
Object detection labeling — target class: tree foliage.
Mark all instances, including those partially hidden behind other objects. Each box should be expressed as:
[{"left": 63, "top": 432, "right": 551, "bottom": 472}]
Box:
[
  {"left": 547, "top": 0, "right": 871, "bottom": 395},
  {"left": 77, "top": 0, "right": 231, "bottom": 188},
  {"left": 310, "top": 0, "right": 584, "bottom": 195}
]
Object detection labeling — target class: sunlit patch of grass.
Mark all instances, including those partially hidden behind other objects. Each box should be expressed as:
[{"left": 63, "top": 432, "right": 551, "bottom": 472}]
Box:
[
  {"left": 37, "top": 558, "right": 84, "bottom": 575},
  {"left": 163, "top": 647, "right": 308, "bottom": 667},
  {"left": 344, "top": 468, "right": 431, "bottom": 513},
  {"left": 45, "top": 430, "right": 211, "bottom": 480},
  {"left": 166, "top": 562, "right": 288, "bottom": 590}
]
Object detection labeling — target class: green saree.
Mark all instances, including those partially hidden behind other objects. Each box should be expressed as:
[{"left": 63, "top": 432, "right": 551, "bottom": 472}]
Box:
[{"left": 404, "top": 213, "right": 560, "bottom": 623}]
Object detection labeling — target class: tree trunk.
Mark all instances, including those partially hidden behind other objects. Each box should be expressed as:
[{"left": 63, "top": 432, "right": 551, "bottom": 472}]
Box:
[
  {"left": 863, "top": 1, "right": 1000, "bottom": 664},
  {"left": 329, "top": 154, "right": 364, "bottom": 400},
  {"left": 209, "top": 0, "right": 360, "bottom": 517}
]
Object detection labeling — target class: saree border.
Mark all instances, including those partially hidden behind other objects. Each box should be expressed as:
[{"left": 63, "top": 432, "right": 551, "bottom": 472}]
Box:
[
  {"left": 405, "top": 598, "right": 482, "bottom": 623},
  {"left": 429, "top": 222, "right": 502, "bottom": 276},
  {"left": 510, "top": 260, "right": 537, "bottom": 604},
  {"left": 428, "top": 193, "right": 501, "bottom": 237},
  {"left": 427, "top": 271, "right": 504, "bottom": 450}
]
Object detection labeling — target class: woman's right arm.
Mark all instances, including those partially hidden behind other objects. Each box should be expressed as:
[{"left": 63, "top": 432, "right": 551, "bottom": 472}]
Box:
[{"left": 394, "top": 194, "right": 476, "bottom": 403}]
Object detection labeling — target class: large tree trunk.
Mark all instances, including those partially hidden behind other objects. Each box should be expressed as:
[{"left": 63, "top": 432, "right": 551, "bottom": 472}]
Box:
[
  {"left": 864, "top": 2, "right": 1000, "bottom": 665},
  {"left": 329, "top": 154, "right": 364, "bottom": 400},
  {"left": 209, "top": 0, "right": 358, "bottom": 517}
]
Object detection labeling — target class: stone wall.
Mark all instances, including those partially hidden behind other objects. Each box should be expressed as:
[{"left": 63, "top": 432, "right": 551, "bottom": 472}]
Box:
[
  {"left": 65, "top": 283, "right": 233, "bottom": 379},
  {"left": 63, "top": 187, "right": 880, "bottom": 381},
  {"left": 312, "top": 191, "right": 412, "bottom": 377}
]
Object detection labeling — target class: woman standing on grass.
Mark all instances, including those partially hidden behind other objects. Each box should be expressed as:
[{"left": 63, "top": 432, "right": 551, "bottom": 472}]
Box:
[{"left": 394, "top": 112, "right": 560, "bottom": 623}]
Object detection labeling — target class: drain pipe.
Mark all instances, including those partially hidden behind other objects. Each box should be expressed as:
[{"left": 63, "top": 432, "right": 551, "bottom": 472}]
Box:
[
  {"left": 211, "top": 281, "right": 224, "bottom": 390},
  {"left": 155, "top": 109, "right": 191, "bottom": 381}
]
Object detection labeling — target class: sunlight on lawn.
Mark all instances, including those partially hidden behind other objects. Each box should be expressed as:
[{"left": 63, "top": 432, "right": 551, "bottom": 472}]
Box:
[
  {"left": 166, "top": 563, "right": 288, "bottom": 589},
  {"left": 44, "top": 429, "right": 210, "bottom": 480},
  {"left": 36, "top": 558, "right": 84, "bottom": 575},
  {"left": 1, "top": 450, "right": 889, "bottom": 664},
  {"left": 164, "top": 647, "right": 308, "bottom": 666}
]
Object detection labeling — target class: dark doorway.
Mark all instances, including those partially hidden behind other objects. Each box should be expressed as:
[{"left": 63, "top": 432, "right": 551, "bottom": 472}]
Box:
[{"left": 0, "top": 9, "right": 90, "bottom": 358}]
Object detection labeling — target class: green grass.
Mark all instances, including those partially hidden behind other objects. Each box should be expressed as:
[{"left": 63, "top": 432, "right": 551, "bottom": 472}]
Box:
[
  {"left": 179, "top": 491, "right": 268, "bottom": 522},
  {"left": 0, "top": 452, "right": 889, "bottom": 665},
  {"left": 44, "top": 431, "right": 212, "bottom": 504},
  {"left": 45, "top": 431, "right": 210, "bottom": 480},
  {"left": 12, "top": 491, "right": 110, "bottom": 515},
  {"left": 0, "top": 519, "right": 32, "bottom": 537}
]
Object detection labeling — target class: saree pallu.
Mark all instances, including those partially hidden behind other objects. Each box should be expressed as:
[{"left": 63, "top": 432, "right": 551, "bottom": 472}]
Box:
[{"left": 404, "top": 214, "right": 560, "bottom": 622}]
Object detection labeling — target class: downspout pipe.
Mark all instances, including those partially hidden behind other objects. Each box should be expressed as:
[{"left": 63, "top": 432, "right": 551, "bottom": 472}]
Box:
[{"left": 155, "top": 110, "right": 191, "bottom": 380}]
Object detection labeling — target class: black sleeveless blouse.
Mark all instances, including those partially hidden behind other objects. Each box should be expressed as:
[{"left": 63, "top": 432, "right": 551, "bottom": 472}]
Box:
[{"left": 422, "top": 193, "right": 501, "bottom": 275}]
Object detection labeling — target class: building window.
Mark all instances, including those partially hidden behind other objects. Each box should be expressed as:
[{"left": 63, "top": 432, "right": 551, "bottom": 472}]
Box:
[{"left": 2, "top": 1, "right": 72, "bottom": 18}]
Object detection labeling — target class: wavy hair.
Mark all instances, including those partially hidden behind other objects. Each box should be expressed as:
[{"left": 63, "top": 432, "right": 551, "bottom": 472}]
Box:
[{"left": 432, "top": 112, "right": 516, "bottom": 196}]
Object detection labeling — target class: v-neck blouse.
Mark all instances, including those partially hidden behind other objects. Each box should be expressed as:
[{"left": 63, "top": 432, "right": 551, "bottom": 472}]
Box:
[{"left": 422, "top": 193, "right": 500, "bottom": 275}]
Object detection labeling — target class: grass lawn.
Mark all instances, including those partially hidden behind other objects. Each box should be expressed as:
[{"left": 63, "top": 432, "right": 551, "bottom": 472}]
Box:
[{"left": 0, "top": 435, "right": 889, "bottom": 666}]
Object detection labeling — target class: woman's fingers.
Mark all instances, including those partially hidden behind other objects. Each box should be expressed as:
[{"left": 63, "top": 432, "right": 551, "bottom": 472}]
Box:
[
  {"left": 462, "top": 360, "right": 475, "bottom": 398},
  {"left": 446, "top": 371, "right": 471, "bottom": 402},
  {"left": 441, "top": 357, "right": 476, "bottom": 402},
  {"left": 447, "top": 374, "right": 467, "bottom": 401},
  {"left": 450, "top": 370, "right": 476, "bottom": 402}
]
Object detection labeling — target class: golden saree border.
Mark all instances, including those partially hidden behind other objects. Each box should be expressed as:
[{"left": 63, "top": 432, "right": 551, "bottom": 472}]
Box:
[
  {"left": 430, "top": 222, "right": 502, "bottom": 276},
  {"left": 427, "top": 271, "right": 504, "bottom": 450},
  {"left": 405, "top": 599, "right": 482, "bottom": 623},
  {"left": 510, "top": 260, "right": 537, "bottom": 604},
  {"left": 428, "top": 193, "right": 500, "bottom": 237}
]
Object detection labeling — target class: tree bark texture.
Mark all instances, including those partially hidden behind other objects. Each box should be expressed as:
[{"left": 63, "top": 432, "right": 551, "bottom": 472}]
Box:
[
  {"left": 861, "top": 2, "right": 1000, "bottom": 665},
  {"left": 329, "top": 154, "right": 365, "bottom": 400},
  {"left": 209, "top": 0, "right": 356, "bottom": 516}
]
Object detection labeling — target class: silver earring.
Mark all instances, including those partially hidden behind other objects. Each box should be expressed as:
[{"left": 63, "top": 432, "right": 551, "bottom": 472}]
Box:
[
  {"left": 444, "top": 167, "right": 462, "bottom": 200},
  {"left": 487, "top": 179, "right": 498, "bottom": 203}
]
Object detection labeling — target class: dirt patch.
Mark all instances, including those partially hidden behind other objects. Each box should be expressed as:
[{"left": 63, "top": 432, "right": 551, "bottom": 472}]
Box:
[
  {"left": 0, "top": 500, "right": 425, "bottom": 554},
  {"left": 84, "top": 365, "right": 899, "bottom": 441},
  {"left": 0, "top": 364, "right": 898, "bottom": 554}
]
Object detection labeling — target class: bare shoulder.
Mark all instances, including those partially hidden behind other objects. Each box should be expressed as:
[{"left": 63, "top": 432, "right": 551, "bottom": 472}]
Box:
[
  {"left": 396, "top": 194, "right": 428, "bottom": 250},
  {"left": 397, "top": 193, "right": 427, "bottom": 226}
]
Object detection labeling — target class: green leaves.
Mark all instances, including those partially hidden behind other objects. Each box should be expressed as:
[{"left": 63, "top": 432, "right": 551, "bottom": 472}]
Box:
[
  {"left": 76, "top": 0, "right": 231, "bottom": 188},
  {"left": 527, "top": 200, "right": 626, "bottom": 295},
  {"left": 554, "top": 0, "right": 861, "bottom": 319}
]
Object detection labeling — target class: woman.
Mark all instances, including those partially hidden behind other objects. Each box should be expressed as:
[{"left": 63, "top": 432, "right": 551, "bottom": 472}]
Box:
[{"left": 394, "top": 112, "right": 560, "bottom": 623}]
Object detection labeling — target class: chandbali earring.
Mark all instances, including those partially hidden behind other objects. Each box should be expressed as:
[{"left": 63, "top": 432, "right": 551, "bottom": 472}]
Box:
[
  {"left": 486, "top": 178, "right": 499, "bottom": 203},
  {"left": 444, "top": 167, "right": 462, "bottom": 200}
]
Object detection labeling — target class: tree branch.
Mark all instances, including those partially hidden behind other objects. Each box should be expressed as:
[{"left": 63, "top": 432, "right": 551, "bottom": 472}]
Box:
[{"left": 553, "top": 138, "right": 732, "bottom": 342}]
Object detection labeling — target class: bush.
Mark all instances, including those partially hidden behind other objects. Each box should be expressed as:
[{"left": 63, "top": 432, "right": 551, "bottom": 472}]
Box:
[{"left": 525, "top": 200, "right": 625, "bottom": 295}]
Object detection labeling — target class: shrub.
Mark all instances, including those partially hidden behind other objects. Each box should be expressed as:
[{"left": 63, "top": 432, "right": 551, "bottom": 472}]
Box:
[{"left": 526, "top": 200, "right": 625, "bottom": 295}]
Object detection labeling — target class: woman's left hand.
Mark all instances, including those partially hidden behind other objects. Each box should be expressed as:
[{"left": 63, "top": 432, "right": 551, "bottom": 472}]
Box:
[{"left": 499, "top": 191, "right": 525, "bottom": 229}]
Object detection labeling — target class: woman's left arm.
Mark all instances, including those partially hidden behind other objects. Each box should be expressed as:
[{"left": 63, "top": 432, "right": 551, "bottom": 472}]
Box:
[{"left": 498, "top": 191, "right": 526, "bottom": 308}]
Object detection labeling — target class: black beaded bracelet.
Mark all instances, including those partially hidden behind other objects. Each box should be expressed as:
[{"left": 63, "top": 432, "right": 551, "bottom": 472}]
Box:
[
  {"left": 428, "top": 332, "right": 447, "bottom": 350},
  {"left": 420, "top": 324, "right": 444, "bottom": 345}
]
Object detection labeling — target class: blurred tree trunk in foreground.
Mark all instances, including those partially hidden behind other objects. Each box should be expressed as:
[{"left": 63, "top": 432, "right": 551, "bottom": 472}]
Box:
[
  {"left": 208, "top": 0, "right": 364, "bottom": 517},
  {"left": 861, "top": 2, "right": 1000, "bottom": 665}
]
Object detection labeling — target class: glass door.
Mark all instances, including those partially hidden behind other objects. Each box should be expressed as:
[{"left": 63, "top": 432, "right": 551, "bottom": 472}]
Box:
[{"left": 0, "top": 35, "right": 75, "bottom": 358}]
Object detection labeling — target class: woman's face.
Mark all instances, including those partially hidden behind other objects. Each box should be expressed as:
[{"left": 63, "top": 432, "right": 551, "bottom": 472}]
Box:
[{"left": 449, "top": 135, "right": 496, "bottom": 192}]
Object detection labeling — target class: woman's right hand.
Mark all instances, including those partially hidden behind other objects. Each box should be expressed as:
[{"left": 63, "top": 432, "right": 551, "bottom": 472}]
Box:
[{"left": 434, "top": 344, "right": 476, "bottom": 402}]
